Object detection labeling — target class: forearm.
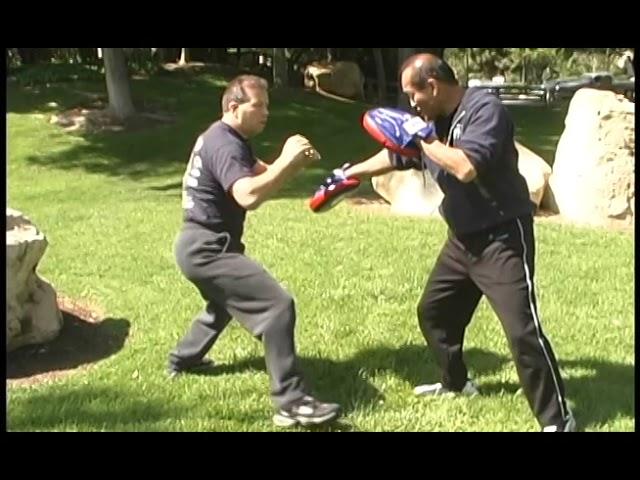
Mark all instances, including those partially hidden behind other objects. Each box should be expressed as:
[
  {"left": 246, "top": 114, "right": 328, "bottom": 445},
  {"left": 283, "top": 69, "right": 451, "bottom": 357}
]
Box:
[
  {"left": 419, "top": 139, "right": 477, "bottom": 183},
  {"left": 234, "top": 156, "right": 304, "bottom": 209},
  {"left": 343, "top": 149, "right": 395, "bottom": 179}
]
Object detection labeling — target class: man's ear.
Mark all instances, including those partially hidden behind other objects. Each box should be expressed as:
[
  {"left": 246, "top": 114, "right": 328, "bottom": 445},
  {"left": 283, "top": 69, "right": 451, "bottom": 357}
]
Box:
[
  {"left": 227, "top": 101, "right": 239, "bottom": 116},
  {"left": 427, "top": 78, "right": 438, "bottom": 96}
]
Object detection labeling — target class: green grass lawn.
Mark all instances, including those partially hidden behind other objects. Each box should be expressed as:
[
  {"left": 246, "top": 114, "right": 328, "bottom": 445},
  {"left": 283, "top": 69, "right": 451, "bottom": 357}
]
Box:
[{"left": 6, "top": 72, "right": 634, "bottom": 431}]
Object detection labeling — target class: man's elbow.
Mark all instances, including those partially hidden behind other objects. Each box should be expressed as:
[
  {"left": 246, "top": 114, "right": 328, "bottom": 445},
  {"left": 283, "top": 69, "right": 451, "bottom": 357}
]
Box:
[
  {"left": 452, "top": 151, "right": 478, "bottom": 183},
  {"left": 456, "top": 163, "right": 477, "bottom": 183},
  {"left": 232, "top": 189, "right": 261, "bottom": 210},
  {"left": 231, "top": 179, "right": 263, "bottom": 210},
  {"left": 238, "top": 194, "right": 261, "bottom": 210}
]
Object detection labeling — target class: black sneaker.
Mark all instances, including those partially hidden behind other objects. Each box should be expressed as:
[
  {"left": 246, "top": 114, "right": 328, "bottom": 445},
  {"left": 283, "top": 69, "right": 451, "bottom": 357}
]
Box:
[
  {"left": 273, "top": 395, "right": 342, "bottom": 427},
  {"left": 167, "top": 358, "right": 215, "bottom": 379}
]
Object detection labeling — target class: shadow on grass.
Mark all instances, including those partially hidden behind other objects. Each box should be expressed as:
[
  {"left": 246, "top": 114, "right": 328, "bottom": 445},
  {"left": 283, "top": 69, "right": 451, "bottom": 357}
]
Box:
[
  {"left": 10, "top": 341, "right": 629, "bottom": 431},
  {"left": 188, "top": 345, "right": 509, "bottom": 417},
  {"left": 13, "top": 74, "right": 376, "bottom": 199},
  {"left": 7, "top": 386, "right": 171, "bottom": 431},
  {"left": 190, "top": 343, "right": 633, "bottom": 430},
  {"left": 7, "top": 312, "right": 130, "bottom": 381},
  {"left": 466, "top": 356, "right": 634, "bottom": 430},
  {"left": 12, "top": 71, "right": 570, "bottom": 201}
]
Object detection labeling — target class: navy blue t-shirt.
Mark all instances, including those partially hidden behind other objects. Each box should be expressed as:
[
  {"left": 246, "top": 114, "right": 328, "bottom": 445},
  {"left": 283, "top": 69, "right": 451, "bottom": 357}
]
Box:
[
  {"left": 390, "top": 87, "right": 533, "bottom": 235},
  {"left": 181, "top": 121, "right": 256, "bottom": 252}
]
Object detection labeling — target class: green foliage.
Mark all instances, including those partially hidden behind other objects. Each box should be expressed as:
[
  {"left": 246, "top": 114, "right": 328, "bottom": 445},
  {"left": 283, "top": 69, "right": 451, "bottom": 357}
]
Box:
[
  {"left": 124, "top": 48, "right": 163, "bottom": 75},
  {"left": 446, "top": 48, "right": 633, "bottom": 84},
  {"left": 9, "top": 63, "right": 104, "bottom": 86}
]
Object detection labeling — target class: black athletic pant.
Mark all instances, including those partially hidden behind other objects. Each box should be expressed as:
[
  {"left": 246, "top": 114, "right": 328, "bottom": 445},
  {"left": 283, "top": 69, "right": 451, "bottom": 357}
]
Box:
[
  {"left": 417, "top": 214, "right": 570, "bottom": 427},
  {"left": 170, "top": 222, "right": 307, "bottom": 409}
]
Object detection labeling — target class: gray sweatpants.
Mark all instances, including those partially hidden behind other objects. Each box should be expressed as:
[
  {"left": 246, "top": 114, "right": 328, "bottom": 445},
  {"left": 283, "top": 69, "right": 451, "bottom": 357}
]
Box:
[{"left": 170, "top": 222, "right": 307, "bottom": 408}]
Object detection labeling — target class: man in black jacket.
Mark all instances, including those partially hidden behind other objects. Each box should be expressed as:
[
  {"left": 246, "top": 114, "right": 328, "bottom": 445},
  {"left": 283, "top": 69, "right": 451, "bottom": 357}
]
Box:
[{"left": 337, "top": 54, "right": 575, "bottom": 432}]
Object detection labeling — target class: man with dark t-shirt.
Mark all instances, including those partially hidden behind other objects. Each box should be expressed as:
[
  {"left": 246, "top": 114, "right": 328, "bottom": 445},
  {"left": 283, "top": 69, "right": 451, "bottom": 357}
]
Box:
[
  {"left": 330, "top": 54, "right": 575, "bottom": 432},
  {"left": 170, "top": 75, "right": 340, "bottom": 427}
]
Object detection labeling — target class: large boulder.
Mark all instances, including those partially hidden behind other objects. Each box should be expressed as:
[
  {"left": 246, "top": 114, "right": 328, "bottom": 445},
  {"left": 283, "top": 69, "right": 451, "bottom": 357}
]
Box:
[
  {"left": 516, "top": 142, "right": 552, "bottom": 208},
  {"left": 6, "top": 208, "right": 63, "bottom": 352},
  {"left": 546, "top": 89, "right": 635, "bottom": 228},
  {"left": 372, "top": 167, "right": 443, "bottom": 217},
  {"left": 304, "top": 61, "right": 365, "bottom": 100}
]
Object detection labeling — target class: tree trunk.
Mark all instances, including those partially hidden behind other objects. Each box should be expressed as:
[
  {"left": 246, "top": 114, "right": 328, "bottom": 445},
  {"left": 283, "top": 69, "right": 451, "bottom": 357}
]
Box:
[
  {"left": 465, "top": 48, "right": 470, "bottom": 86},
  {"left": 397, "top": 48, "right": 417, "bottom": 106},
  {"left": 103, "top": 48, "right": 136, "bottom": 121},
  {"left": 179, "top": 48, "right": 190, "bottom": 65},
  {"left": 373, "top": 48, "right": 387, "bottom": 104},
  {"left": 626, "top": 53, "right": 635, "bottom": 77},
  {"left": 272, "top": 48, "right": 288, "bottom": 88}
]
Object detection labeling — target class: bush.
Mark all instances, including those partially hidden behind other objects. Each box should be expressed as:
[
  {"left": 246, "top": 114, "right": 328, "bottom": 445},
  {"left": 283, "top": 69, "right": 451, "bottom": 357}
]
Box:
[{"left": 9, "top": 63, "right": 104, "bottom": 86}]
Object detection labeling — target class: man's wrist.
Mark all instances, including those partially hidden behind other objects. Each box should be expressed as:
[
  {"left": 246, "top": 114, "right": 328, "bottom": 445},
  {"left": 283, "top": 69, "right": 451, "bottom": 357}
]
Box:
[{"left": 419, "top": 135, "right": 439, "bottom": 149}]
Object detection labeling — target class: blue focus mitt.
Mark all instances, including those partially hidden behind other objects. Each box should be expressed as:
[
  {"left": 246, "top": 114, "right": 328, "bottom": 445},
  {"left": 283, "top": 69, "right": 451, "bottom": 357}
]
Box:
[{"left": 361, "top": 107, "right": 435, "bottom": 157}]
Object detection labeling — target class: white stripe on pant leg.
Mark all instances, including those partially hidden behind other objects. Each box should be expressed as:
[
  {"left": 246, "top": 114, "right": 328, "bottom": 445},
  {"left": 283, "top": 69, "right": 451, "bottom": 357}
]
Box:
[{"left": 516, "top": 218, "right": 568, "bottom": 420}]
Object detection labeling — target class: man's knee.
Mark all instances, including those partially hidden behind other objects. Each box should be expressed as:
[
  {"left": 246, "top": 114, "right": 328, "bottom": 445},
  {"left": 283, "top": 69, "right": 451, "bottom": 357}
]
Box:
[
  {"left": 506, "top": 319, "right": 539, "bottom": 356},
  {"left": 417, "top": 296, "right": 438, "bottom": 328},
  {"left": 273, "top": 290, "right": 295, "bottom": 314},
  {"left": 264, "top": 291, "right": 296, "bottom": 332}
]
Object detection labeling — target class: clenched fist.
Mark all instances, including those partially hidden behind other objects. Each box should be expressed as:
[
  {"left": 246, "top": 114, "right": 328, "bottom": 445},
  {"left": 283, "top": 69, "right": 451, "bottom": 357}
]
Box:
[{"left": 280, "top": 134, "right": 321, "bottom": 167}]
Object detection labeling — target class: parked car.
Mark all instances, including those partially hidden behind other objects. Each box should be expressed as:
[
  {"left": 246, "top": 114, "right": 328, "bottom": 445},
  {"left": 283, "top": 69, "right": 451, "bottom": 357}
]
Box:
[
  {"left": 470, "top": 72, "right": 634, "bottom": 106},
  {"left": 468, "top": 80, "right": 548, "bottom": 106},
  {"left": 543, "top": 72, "right": 635, "bottom": 103}
]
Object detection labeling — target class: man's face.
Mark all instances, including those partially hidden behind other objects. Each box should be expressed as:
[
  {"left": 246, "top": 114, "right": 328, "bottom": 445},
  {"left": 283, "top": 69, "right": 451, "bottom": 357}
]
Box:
[
  {"left": 401, "top": 68, "right": 439, "bottom": 121},
  {"left": 233, "top": 87, "right": 270, "bottom": 137}
]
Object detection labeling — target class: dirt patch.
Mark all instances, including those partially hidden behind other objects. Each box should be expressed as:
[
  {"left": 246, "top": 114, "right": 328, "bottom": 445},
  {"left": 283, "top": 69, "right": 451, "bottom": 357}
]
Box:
[
  {"left": 162, "top": 61, "right": 208, "bottom": 72},
  {"left": 7, "top": 295, "right": 130, "bottom": 387},
  {"left": 345, "top": 195, "right": 391, "bottom": 215},
  {"left": 49, "top": 95, "right": 175, "bottom": 134}
]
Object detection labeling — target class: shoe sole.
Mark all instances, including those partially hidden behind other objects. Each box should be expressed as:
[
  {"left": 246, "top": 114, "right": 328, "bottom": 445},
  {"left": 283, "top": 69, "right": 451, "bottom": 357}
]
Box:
[
  {"left": 564, "top": 415, "right": 577, "bottom": 432},
  {"left": 272, "top": 410, "right": 340, "bottom": 427},
  {"left": 413, "top": 387, "right": 479, "bottom": 398}
]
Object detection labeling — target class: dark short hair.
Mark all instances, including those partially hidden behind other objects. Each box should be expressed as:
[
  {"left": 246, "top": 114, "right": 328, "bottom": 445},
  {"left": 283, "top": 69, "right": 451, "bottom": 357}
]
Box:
[
  {"left": 400, "top": 54, "right": 459, "bottom": 89},
  {"left": 221, "top": 75, "right": 269, "bottom": 112}
]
